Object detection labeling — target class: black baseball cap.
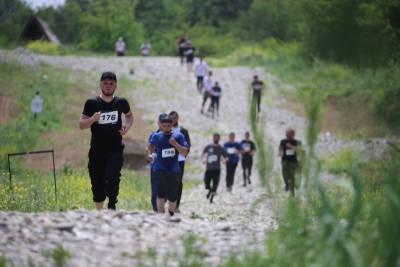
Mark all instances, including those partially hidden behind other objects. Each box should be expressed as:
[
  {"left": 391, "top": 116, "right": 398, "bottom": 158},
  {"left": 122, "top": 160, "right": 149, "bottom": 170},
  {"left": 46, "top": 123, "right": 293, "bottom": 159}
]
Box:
[
  {"left": 158, "top": 113, "right": 172, "bottom": 123},
  {"left": 100, "top": 71, "right": 117, "bottom": 82}
]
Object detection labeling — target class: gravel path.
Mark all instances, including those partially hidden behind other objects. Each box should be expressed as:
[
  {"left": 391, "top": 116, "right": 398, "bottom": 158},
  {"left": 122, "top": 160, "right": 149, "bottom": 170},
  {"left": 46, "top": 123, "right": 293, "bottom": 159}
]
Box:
[{"left": 0, "top": 49, "right": 389, "bottom": 267}]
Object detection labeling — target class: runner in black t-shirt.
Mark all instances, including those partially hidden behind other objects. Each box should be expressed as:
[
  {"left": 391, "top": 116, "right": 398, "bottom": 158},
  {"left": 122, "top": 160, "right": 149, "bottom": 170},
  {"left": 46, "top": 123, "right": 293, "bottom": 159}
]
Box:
[
  {"left": 177, "top": 34, "right": 187, "bottom": 65},
  {"left": 240, "top": 131, "right": 256, "bottom": 186},
  {"left": 251, "top": 75, "right": 264, "bottom": 115},
  {"left": 210, "top": 82, "right": 222, "bottom": 119},
  {"left": 279, "top": 128, "right": 301, "bottom": 195},
  {"left": 185, "top": 41, "right": 195, "bottom": 72},
  {"left": 202, "top": 133, "right": 227, "bottom": 203},
  {"left": 79, "top": 72, "right": 134, "bottom": 210}
]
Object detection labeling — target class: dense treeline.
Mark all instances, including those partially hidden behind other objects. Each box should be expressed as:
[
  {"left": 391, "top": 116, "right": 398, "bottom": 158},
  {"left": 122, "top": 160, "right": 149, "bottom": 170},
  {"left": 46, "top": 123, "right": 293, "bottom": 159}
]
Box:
[{"left": 1, "top": 0, "right": 399, "bottom": 66}]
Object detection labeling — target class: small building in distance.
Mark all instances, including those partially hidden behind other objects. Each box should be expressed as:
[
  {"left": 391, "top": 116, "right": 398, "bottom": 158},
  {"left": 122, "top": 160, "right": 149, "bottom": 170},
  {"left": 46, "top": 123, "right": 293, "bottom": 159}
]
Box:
[{"left": 20, "top": 16, "right": 61, "bottom": 45}]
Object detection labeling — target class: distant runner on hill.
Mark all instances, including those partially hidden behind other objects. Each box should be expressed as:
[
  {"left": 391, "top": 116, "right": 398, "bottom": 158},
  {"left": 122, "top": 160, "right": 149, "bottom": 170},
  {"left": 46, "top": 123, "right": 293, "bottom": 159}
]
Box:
[
  {"left": 176, "top": 34, "right": 187, "bottom": 65},
  {"left": 202, "top": 133, "right": 227, "bottom": 203},
  {"left": 240, "top": 131, "right": 256, "bottom": 186},
  {"left": 201, "top": 71, "right": 213, "bottom": 114},
  {"left": 185, "top": 41, "right": 196, "bottom": 72},
  {"left": 224, "top": 132, "right": 243, "bottom": 192},
  {"left": 210, "top": 81, "right": 221, "bottom": 119},
  {"left": 79, "top": 72, "right": 134, "bottom": 210},
  {"left": 279, "top": 128, "right": 301, "bottom": 196},
  {"left": 115, "top": 37, "right": 126, "bottom": 56},
  {"left": 194, "top": 56, "right": 208, "bottom": 93},
  {"left": 140, "top": 41, "right": 151, "bottom": 56},
  {"left": 251, "top": 75, "right": 264, "bottom": 115}
]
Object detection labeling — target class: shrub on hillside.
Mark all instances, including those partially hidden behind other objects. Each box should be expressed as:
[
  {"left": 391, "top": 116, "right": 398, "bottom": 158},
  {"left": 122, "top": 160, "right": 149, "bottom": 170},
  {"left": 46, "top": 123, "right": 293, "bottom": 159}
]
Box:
[{"left": 27, "top": 40, "right": 59, "bottom": 55}]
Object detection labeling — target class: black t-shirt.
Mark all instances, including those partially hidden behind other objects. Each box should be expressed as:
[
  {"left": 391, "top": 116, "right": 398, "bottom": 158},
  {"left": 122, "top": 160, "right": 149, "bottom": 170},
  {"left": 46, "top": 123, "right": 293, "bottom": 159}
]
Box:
[
  {"left": 211, "top": 86, "right": 221, "bottom": 97},
  {"left": 185, "top": 47, "right": 195, "bottom": 56},
  {"left": 279, "top": 139, "right": 300, "bottom": 162},
  {"left": 252, "top": 80, "right": 264, "bottom": 94},
  {"left": 203, "top": 144, "right": 227, "bottom": 170},
  {"left": 241, "top": 140, "right": 256, "bottom": 160},
  {"left": 82, "top": 96, "right": 131, "bottom": 151}
]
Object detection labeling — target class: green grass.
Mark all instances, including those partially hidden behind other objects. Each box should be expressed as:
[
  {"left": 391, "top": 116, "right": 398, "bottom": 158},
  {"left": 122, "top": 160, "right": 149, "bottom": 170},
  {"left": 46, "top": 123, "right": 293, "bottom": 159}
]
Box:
[{"left": 0, "top": 168, "right": 151, "bottom": 211}]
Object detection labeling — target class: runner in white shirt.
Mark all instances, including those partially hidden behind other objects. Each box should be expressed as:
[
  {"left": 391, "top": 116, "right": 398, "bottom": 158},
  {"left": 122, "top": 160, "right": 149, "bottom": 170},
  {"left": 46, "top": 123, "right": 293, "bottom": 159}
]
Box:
[
  {"left": 115, "top": 37, "right": 126, "bottom": 56},
  {"left": 194, "top": 57, "right": 208, "bottom": 93},
  {"left": 201, "top": 71, "right": 213, "bottom": 114}
]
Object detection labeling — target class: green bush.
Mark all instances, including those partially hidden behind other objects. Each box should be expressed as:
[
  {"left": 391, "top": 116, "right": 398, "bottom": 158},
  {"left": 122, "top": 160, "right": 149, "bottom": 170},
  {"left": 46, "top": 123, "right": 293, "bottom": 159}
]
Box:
[
  {"left": 27, "top": 40, "right": 60, "bottom": 55},
  {"left": 322, "top": 149, "right": 362, "bottom": 175}
]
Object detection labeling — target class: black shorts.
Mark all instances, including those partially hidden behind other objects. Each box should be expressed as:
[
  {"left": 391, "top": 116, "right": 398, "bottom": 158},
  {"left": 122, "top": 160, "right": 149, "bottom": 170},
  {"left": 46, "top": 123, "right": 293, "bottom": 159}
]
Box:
[
  {"left": 155, "top": 170, "right": 179, "bottom": 202},
  {"left": 186, "top": 55, "right": 194, "bottom": 63},
  {"left": 88, "top": 146, "right": 124, "bottom": 203},
  {"left": 179, "top": 47, "right": 185, "bottom": 57},
  {"left": 117, "top": 52, "right": 124, "bottom": 57},
  {"left": 197, "top": 76, "right": 204, "bottom": 83}
]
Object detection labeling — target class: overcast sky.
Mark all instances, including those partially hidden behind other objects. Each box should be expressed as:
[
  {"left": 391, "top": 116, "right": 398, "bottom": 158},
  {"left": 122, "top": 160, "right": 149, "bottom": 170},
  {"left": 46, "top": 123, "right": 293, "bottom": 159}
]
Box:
[{"left": 24, "top": 0, "right": 65, "bottom": 9}]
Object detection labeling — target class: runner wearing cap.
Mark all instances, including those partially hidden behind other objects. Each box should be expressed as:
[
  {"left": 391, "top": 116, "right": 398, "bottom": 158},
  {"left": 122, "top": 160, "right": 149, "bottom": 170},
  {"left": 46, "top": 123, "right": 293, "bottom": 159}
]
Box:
[
  {"left": 79, "top": 72, "right": 134, "bottom": 210},
  {"left": 240, "top": 132, "right": 256, "bottom": 186},
  {"left": 194, "top": 57, "right": 208, "bottom": 93},
  {"left": 202, "top": 133, "right": 227, "bottom": 203},
  {"left": 148, "top": 113, "right": 188, "bottom": 217},
  {"left": 224, "top": 132, "right": 243, "bottom": 192},
  {"left": 169, "top": 111, "right": 191, "bottom": 213}
]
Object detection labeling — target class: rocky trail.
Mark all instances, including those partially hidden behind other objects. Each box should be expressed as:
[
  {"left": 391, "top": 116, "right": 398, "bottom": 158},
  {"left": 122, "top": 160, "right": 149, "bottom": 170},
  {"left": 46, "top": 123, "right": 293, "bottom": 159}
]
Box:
[{"left": 0, "top": 49, "right": 389, "bottom": 267}]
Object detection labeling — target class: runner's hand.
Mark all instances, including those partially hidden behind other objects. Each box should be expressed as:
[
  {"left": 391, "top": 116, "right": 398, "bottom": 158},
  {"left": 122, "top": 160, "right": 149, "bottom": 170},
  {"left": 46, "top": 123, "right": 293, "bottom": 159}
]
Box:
[
  {"left": 169, "top": 137, "right": 178, "bottom": 146},
  {"left": 92, "top": 112, "right": 101, "bottom": 122},
  {"left": 119, "top": 125, "right": 128, "bottom": 136},
  {"left": 147, "top": 154, "right": 154, "bottom": 163}
]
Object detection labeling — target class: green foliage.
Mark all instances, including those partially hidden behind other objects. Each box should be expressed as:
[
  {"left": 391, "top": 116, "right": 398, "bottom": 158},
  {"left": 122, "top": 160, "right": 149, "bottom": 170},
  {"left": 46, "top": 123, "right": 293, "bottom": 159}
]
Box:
[
  {"left": 27, "top": 40, "right": 60, "bottom": 55},
  {"left": 0, "top": 168, "right": 151, "bottom": 211},
  {"left": 42, "top": 245, "right": 71, "bottom": 267},
  {"left": 0, "top": 0, "right": 32, "bottom": 47},
  {"left": 322, "top": 149, "right": 362, "bottom": 175},
  {"left": 179, "top": 233, "right": 207, "bottom": 267},
  {"left": 0, "top": 62, "right": 73, "bottom": 171},
  {"left": 79, "top": 0, "right": 144, "bottom": 52}
]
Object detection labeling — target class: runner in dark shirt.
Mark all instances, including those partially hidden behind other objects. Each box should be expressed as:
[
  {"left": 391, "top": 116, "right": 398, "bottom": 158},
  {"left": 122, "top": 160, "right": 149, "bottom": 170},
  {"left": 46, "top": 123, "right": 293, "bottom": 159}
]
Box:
[
  {"left": 177, "top": 34, "right": 187, "bottom": 65},
  {"left": 185, "top": 41, "right": 196, "bottom": 72},
  {"left": 79, "top": 72, "right": 134, "bottom": 210},
  {"left": 279, "top": 128, "right": 301, "bottom": 195},
  {"left": 251, "top": 75, "right": 264, "bottom": 115},
  {"left": 202, "top": 133, "right": 227, "bottom": 203},
  {"left": 211, "top": 82, "right": 222, "bottom": 119},
  {"left": 240, "top": 131, "right": 256, "bottom": 186}
]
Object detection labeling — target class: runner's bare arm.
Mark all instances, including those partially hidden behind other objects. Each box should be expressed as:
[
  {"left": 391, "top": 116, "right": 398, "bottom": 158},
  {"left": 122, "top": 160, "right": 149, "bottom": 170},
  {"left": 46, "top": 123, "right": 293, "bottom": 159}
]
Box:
[
  {"left": 147, "top": 144, "right": 155, "bottom": 163},
  {"left": 119, "top": 111, "right": 134, "bottom": 136},
  {"left": 79, "top": 112, "right": 100, "bottom": 130},
  {"left": 279, "top": 143, "right": 284, "bottom": 157},
  {"left": 169, "top": 138, "right": 188, "bottom": 156}
]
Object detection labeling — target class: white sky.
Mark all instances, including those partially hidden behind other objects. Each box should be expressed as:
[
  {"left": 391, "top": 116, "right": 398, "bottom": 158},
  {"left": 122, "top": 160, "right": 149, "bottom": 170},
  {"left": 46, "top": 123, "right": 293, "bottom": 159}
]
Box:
[{"left": 24, "top": 0, "right": 66, "bottom": 9}]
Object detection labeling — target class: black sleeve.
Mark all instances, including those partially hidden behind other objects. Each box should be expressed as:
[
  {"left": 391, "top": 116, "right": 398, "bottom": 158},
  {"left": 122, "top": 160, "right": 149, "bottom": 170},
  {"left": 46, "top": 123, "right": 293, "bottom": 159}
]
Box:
[
  {"left": 120, "top": 98, "right": 131, "bottom": 114},
  {"left": 181, "top": 127, "right": 191, "bottom": 148},
  {"left": 279, "top": 140, "right": 284, "bottom": 149},
  {"left": 221, "top": 146, "right": 227, "bottom": 157},
  {"left": 82, "top": 99, "right": 95, "bottom": 117}
]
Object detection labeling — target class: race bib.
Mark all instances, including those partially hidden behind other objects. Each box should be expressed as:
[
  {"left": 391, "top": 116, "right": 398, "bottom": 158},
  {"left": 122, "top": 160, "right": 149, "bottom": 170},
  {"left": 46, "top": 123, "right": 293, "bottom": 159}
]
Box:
[
  {"left": 286, "top": 149, "right": 295, "bottom": 156},
  {"left": 243, "top": 144, "right": 251, "bottom": 152},
  {"left": 227, "top": 147, "right": 236, "bottom": 154},
  {"left": 162, "top": 148, "right": 176, "bottom": 158},
  {"left": 99, "top": 111, "right": 118, "bottom": 124},
  {"left": 208, "top": 154, "right": 218, "bottom": 163}
]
